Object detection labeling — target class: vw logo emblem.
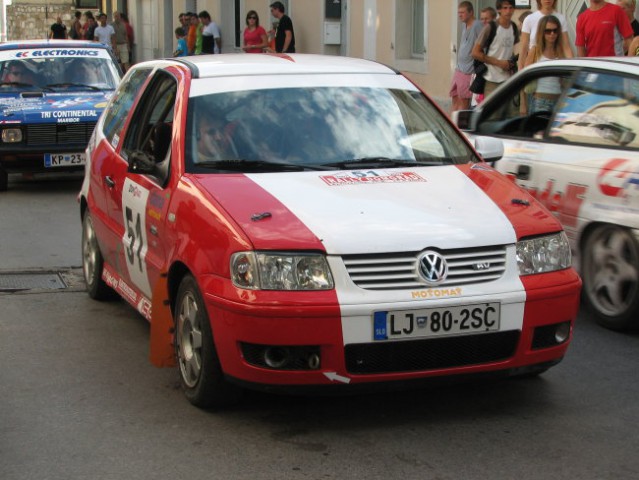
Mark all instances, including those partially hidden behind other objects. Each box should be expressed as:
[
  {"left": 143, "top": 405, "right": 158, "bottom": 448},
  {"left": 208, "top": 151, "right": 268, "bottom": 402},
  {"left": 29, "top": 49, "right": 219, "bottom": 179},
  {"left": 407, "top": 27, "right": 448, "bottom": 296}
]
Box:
[{"left": 418, "top": 250, "right": 448, "bottom": 284}]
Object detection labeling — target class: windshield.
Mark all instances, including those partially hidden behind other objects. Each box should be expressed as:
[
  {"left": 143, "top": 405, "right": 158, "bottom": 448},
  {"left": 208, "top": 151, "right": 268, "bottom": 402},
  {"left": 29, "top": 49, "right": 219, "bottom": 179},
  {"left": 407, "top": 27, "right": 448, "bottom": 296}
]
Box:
[
  {"left": 185, "top": 86, "right": 476, "bottom": 173},
  {"left": 0, "top": 51, "right": 120, "bottom": 92}
]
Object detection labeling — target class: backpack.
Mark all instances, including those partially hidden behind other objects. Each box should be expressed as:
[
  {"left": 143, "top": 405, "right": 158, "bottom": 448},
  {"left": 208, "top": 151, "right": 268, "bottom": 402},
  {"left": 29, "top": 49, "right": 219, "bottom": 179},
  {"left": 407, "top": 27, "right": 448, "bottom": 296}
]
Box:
[{"left": 469, "top": 20, "right": 519, "bottom": 94}]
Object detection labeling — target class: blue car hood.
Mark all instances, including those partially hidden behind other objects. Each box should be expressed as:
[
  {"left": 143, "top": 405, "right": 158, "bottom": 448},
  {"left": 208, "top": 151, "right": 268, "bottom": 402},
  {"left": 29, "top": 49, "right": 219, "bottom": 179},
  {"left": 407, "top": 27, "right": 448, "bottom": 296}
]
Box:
[{"left": 0, "top": 91, "right": 112, "bottom": 125}]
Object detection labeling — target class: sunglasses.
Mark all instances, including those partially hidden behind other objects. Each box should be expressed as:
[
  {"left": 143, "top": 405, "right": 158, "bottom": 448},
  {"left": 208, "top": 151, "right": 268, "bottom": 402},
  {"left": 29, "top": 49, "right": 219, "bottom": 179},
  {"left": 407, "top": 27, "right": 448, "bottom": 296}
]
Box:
[
  {"left": 248, "top": 16, "right": 257, "bottom": 20},
  {"left": 544, "top": 28, "right": 559, "bottom": 34}
]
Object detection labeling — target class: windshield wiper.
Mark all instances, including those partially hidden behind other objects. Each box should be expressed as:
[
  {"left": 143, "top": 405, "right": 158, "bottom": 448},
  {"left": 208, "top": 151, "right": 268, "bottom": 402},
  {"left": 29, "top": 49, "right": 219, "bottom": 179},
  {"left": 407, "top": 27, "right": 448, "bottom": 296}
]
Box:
[
  {"left": 320, "top": 158, "right": 441, "bottom": 169},
  {"left": 195, "top": 159, "right": 333, "bottom": 172},
  {"left": 45, "top": 83, "right": 101, "bottom": 91}
]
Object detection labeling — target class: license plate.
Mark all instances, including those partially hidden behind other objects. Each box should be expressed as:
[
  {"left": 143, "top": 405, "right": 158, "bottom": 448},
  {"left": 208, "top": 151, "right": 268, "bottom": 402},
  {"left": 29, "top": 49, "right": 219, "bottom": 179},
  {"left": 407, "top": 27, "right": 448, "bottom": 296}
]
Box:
[
  {"left": 44, "top": 152, "right": 86, "bottom": 168},
  {"left": 373, "top": 303, "right": 500, "bottom": 340}
]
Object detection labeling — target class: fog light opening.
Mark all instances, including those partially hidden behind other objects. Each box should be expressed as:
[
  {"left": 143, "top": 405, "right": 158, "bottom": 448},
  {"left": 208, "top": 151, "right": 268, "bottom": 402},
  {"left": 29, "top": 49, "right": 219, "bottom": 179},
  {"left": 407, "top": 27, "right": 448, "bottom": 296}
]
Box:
[
  {"left": 307, "top": 352, "right": 321, "bottom": 370},
  {"left": 555, "top": 322, "right": 571, "bottom": 344},
  {"left": 264, "top": 346, "right": 290, "bottom": 369}
]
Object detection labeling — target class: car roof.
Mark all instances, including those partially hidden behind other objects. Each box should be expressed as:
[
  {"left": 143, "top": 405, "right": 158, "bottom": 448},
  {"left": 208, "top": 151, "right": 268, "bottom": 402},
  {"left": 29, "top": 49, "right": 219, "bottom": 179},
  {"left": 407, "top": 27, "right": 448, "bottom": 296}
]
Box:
[
  {"left": 0, "top": 40, "right": 111, "bottom": 51},
  {"left": 525, "top": 56, "right": 639, "bottom": 73},
  {"left": 170, "top": 54, "right": 399, "bottom": 78}
]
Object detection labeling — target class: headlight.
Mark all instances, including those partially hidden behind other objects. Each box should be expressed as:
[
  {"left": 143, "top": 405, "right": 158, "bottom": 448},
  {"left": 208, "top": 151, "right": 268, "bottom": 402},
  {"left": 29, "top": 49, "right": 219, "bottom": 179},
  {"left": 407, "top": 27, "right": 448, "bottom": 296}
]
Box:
[
  {"left": 516, "top": 232, "right": 571, "bottom": 275},
  {"left": 231, "top": 252, "right": 334, "bottom": 290},
  {"left": 1, "top": 128, "right": 22, "bottom": 143}
]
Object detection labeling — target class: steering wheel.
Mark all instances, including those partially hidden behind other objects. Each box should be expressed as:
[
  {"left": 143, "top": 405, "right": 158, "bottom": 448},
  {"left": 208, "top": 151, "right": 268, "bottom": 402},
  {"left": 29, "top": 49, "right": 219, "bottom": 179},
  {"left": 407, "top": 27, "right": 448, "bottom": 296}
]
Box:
[{"left": 519, "top": 110, "right": 552, "bottom": 137}]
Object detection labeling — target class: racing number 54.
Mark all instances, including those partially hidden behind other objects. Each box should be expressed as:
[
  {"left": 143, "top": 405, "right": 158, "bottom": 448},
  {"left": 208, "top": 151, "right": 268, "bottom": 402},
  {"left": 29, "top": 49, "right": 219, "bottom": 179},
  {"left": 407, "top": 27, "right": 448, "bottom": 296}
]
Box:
[{"left": 125, "top": 206, "right": 144, "bottom": 271}]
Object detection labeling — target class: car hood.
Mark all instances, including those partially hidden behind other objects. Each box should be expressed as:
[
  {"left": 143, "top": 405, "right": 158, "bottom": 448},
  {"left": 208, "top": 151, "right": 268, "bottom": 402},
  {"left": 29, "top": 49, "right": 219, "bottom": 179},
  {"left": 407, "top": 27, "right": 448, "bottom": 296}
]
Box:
[
  {"left": 192, "top": 164, "right": 560, "bottom": 254},
  {"left": 0, "top": 91, "right": 111, "bottom": 124}
]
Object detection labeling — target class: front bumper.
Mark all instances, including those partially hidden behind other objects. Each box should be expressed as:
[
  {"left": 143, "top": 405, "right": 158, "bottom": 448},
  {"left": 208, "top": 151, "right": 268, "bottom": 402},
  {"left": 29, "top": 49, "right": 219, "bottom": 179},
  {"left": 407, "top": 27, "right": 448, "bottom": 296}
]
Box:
[
  {"left": 201, "top": 268, "right": 582, "bottom": 391},
  {"left": 0, "top": 146, "right": 86, "bottom": 173}
]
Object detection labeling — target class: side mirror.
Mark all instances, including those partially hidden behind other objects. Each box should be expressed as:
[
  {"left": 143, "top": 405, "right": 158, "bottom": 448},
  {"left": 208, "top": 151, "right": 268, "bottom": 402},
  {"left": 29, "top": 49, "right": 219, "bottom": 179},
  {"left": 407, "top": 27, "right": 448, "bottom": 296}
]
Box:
[
  {"left": 453, "top": 109, "right": 475, "bottom": 131},
  {"left": 474, "top": 136, "right": 504, "bottom": 163},
  {"left": 127, "top": 151, "right": 156, "bottom": 175}
]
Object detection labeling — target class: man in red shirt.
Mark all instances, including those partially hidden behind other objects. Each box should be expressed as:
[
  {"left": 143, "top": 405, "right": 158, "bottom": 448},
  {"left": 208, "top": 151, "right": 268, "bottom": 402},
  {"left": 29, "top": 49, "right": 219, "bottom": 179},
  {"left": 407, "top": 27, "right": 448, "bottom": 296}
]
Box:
[{"left": 576, "top": 0, "right": 633, "bottom": 56}]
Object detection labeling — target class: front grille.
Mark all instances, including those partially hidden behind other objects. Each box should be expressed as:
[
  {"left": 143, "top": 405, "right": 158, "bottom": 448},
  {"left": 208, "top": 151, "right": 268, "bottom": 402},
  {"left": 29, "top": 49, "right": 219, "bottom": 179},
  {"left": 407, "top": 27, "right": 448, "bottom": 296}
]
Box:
[
  {"left": 342, "top": 245, "right": 507, "bottom": 290},
  {"left": 26, "top": 122, "right": 96, "bottom": 146},
  {"left": 345, "top": 330, "right": 519, "bottom": 374}
]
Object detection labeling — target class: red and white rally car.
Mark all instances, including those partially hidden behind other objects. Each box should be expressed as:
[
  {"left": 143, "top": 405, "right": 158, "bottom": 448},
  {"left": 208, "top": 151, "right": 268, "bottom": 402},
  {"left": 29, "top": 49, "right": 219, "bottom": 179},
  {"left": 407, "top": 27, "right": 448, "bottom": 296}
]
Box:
[
  {"left": 79, "top": 54, "right": 581, "bottom": 408},
  {"left": 456, "top": 57, "right": 639, "bottom": 331}
]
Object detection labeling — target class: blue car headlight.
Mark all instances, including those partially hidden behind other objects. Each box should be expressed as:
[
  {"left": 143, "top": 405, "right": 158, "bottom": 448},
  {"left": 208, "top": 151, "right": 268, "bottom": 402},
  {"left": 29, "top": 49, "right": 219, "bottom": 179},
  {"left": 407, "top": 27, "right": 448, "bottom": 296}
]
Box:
[{"left": 1, "top": 128, "right": 23, "bottom": 143}]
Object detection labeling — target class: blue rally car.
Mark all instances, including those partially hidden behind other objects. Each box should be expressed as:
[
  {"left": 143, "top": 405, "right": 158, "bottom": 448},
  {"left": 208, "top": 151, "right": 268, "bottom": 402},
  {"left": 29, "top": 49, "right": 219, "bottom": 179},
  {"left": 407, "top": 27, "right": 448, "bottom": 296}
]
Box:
[{"left": 0, "top": 40, "right": 122, "bottom": 191}]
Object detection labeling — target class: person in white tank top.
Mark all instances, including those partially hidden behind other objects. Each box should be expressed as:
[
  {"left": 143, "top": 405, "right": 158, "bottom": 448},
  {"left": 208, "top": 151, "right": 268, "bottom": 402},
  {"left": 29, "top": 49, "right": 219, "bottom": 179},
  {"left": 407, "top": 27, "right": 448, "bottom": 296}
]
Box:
[{"left": 524, "top": 15, "right": 567, "bottom": 114}]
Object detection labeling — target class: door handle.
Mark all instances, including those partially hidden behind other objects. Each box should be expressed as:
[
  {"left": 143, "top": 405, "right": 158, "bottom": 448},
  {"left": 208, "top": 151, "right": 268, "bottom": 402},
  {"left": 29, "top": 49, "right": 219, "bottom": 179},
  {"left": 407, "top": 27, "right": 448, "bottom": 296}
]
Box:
[
  {"left": 104, "top": 176, "right": 115, "bottom": 188},
  {"left": 516, "top": 165, "right": 530, "bottom": 181}
]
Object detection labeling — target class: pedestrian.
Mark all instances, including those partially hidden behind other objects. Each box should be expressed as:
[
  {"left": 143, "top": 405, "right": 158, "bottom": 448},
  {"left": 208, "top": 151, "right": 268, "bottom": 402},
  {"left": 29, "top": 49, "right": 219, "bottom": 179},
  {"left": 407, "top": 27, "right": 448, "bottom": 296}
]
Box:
[
  {"left": 112, "top": 11, "right": 130, "bottom": 72},
  {"left": 450, "top": 2, "right": 484, "bottom": 112},
  {"left": 173, "top": 28, "right": 188, "bottom": 57},
  {"left": 471, "top": 7, "right": 497, "bottom": 106},
  {"left": 270, "top": 1, "right": 295, "bottom": 53},
  {"left": 618, "top": 0, "right": 639, "bottom": 35},
  {"left": 187, "top": 13, "right": 202, "bottom": 55},
  {"left": 121, "top": 13, "right": 135, "bottom": 65},
  {"left": 94, "top": 13, "right": 116, "bottom": 52},
  {"left": 479, "top": 7, "right": 497, "bottom": 25},
  {"left": 49, "top": 16, "right": 67, "bottom": 40},
  {"left": 524, "top": 15, "right": 567, "bottom": 113},
  {"left": 519, "top": 1, "right": 572, "bottom": 71},
  {"left": 242, "top": 10, "right": 268, "bottom": 53},
  {"left": 69, "top": 11, "right": 82, "bottom": 39},
  {"left": 83, "top": 11, "right": 96, "bottom": 41},
  {"left": 576, "top": 0, "right": 633, "bottom": 57},
  {"left": 199, "top": 11, "right": 221, "bottom": 54},
  {"left": 471, "top": 0, "right": 519, "bottom": 100}
]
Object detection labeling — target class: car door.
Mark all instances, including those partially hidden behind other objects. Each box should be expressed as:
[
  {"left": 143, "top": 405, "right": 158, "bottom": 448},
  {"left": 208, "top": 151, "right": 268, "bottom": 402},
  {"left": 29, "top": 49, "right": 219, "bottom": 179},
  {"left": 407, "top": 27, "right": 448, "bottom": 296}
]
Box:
[
  {"left": 104, "top": 69, "right": 182, "bottom": 309},
  {"left": 474, "top": 67, "right": 639, "bottom": 246},
  {"left": 90, "top": 67, "right": 153, "bottom": 268}
]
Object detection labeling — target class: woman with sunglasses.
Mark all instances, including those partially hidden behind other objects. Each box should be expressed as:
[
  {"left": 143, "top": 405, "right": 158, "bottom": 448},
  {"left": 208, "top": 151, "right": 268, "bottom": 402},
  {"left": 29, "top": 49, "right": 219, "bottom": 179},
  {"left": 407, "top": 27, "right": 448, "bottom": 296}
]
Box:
[
  {"left": 242, "top": 11, "right": 268, "bottom": 53},
  {"left": 518, "top": 0, "right": 572, "bottom": 71},
  {"left": 524, "top": 15, "right": 567, "bottom": 114}
]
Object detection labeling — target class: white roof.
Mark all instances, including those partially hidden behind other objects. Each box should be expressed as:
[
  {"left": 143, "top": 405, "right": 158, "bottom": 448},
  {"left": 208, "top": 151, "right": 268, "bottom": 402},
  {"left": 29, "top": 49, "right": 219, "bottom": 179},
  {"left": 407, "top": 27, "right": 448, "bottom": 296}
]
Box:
[
  {"left": 525, "top": 56, "right": 639, "bottom": 73},
  {"left": 164, "top": 54, "right": 397, "bottom": 78}
]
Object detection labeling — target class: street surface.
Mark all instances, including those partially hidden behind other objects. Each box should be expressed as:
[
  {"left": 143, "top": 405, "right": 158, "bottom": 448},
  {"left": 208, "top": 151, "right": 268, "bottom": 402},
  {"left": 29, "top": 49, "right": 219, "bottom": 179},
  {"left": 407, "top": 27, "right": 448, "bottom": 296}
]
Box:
[{"left": 1, "top": 174, "right": 639, "bottom": 480}]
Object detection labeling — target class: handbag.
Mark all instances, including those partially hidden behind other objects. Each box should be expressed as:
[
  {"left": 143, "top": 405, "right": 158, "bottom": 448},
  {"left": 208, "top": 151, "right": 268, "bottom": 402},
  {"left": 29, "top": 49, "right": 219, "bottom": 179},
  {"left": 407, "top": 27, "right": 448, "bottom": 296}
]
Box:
[{"left": 469, "top": 72, "right": 486, "bottom": 94}]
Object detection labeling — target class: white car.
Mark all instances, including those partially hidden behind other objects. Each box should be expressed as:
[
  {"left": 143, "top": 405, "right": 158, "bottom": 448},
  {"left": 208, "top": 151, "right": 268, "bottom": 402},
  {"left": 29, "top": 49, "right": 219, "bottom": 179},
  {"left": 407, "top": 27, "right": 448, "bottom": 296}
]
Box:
[{"left": 456, "top": 57, "right": 639, "bottom": 330}]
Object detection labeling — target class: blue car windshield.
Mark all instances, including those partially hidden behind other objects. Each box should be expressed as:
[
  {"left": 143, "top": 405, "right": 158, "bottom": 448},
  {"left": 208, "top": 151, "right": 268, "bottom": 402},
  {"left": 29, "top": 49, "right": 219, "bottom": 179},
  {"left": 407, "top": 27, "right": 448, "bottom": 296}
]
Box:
[
  {"left": 184, "top": 86, "right": 477, "bottom": 173},
  {"left": 0, "top": 53, "right": 120, "bottom": 91}
]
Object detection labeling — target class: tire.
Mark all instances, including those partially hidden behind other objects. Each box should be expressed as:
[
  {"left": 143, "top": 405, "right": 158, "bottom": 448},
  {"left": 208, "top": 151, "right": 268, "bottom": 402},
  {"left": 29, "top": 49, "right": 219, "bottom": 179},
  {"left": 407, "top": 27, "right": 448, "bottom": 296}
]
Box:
[
  {"left": 582, "top": 225, "right": 639, "bottom": 330},
  {"left": 82, "top": 211, "right": 115, "bottom": 300},
  {"left": 174, "top": 274, "right": 242, "bottom": 408},
  {"left": 0, "top": 167, "right": 8, "bottom": 192}
]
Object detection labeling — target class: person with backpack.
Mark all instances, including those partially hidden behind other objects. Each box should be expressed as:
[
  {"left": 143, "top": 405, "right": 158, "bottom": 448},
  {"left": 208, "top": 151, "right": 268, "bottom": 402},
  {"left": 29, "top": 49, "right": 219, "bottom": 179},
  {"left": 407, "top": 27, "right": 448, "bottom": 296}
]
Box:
[{"left": 471, "top": 0, "right": 519, "bottom": 102}]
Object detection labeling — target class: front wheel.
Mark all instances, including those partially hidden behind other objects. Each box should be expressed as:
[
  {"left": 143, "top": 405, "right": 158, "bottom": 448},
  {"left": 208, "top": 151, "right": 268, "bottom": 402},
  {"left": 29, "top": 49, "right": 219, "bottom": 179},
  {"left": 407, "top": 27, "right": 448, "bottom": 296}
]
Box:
[
  {"left": 175, "top": 274, "right": 242, "bottom": 408},
  {"left": 582, "top": 225, "right": 639, "bottom": 330},
  {"left": 82, "top": 211, "right": 115, "bottom": 300}
]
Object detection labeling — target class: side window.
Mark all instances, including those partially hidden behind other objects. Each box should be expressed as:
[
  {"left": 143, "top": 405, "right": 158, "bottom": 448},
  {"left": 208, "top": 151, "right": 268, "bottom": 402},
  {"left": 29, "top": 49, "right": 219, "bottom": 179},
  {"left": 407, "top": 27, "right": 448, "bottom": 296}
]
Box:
[
  {"left": 102, "top": 68, "right": 152, "bottom": 147},
  {"left": 121, "top": 71, "right": 177, "bottom": 184},
  {"left": 549, "top": 71, "right": 639, "bottom": 150},
  {"left": 477, "top": 71, "right": 573, "bottom": 140}
]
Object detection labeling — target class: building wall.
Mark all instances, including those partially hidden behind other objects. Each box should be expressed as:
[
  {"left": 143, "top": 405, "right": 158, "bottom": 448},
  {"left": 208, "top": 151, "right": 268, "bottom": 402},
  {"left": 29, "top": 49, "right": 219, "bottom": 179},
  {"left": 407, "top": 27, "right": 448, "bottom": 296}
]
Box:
[{"left": 7, "top": 1, "right": 76, "bottom": 40}]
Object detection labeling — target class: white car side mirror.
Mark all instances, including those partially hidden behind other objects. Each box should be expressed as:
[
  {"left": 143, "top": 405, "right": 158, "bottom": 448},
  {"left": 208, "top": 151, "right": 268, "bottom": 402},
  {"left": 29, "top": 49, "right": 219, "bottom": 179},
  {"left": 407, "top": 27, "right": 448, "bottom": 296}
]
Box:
[{"left": 474, "top": 136, "right": 504, "bottom": 163}]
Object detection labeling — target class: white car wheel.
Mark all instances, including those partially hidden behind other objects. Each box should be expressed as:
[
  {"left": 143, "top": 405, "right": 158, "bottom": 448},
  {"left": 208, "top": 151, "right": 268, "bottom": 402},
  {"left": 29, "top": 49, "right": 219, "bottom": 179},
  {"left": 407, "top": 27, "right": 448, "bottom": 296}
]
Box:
[{"left": 582, "top": 225, "right": 639, "bottom": 330}]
